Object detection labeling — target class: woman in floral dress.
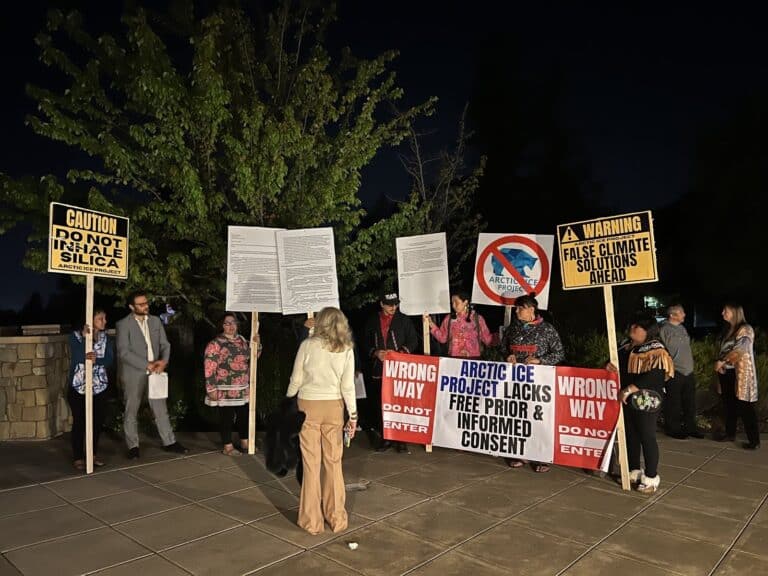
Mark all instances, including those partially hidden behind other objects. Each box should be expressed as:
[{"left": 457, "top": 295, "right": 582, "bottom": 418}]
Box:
[{"left": 204, "top": 313, "right": 261, "bottom": 456}]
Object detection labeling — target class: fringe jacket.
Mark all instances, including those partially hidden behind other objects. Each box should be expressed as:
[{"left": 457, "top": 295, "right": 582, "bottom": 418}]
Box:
[
  {"left": 719, "top": 324, "right": 758, "bottom": 403},
  {"left": 621, "top": 339, "right": 675, "bottom": 393}
]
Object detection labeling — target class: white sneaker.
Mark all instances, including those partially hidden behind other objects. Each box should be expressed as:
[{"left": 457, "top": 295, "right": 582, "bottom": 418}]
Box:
[
  {"left": 637, "top": 473, "right": 660, "bottom": 494},
  {"left": 629, "top": 469, "right": 643, "bottom": 484}
]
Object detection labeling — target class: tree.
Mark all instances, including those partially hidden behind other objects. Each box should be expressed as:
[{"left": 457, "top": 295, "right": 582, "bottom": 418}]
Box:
[
  {"left": 398, "top": 106, "right": 487, "bottom": 286},
  {"left": 1, "top": 0, "right": 434, "bottom": 321}
]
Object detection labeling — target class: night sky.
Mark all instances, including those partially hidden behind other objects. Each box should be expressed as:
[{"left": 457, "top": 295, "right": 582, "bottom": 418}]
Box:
[{"left": 2, "top": 1, "right": 766, "bottom": 314}]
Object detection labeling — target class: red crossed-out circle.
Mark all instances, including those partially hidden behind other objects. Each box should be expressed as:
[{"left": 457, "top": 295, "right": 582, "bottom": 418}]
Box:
[{"left": 475, "top": 235, "right": 550, "bottom": 305}]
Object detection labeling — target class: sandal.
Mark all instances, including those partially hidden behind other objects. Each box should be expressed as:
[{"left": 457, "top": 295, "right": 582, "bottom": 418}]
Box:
[
  {"left": 222, "top": 446, "right": 242, "bottom": 457},
  {"left": 506, "top": 458, "right": 525, "bottom": 468},
  {"left": 533, "top": 463, "right": 550, "bottom": 473}
]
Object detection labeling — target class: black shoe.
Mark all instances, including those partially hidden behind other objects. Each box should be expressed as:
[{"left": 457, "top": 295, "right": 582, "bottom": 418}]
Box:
[
  {"left": 395, "top": 442, "right": 410, "bottom": 454},
  {"left": 127, "top": 447, "right": 140, "bottom": 460},
  {"left": 376, "top": 440, "right": 392, "bottom": 453},
  {"left": 163, "top": 442, "right": 189, "bottom": 454},
  {"left": 742, "top": 442, "right": 761, "bottom": 450},
  {"left": 688, "top": 430, "right": 706, "bottom": 439},
  {"left": 666, "top": 432, "right": 688, "bottom": 440}
]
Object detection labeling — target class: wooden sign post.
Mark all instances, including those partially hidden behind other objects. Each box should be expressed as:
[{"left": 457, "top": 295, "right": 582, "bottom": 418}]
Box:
[
  {"left": 423, "top": 316, "right": 432, "bottom": 453},
  {"left": 248, "top": 312, "right": 259, "bottom": 455},
  {"left": 557, "top": 211, "right": 658, "bottom": 491},
  {"left": 49, "top": 202, "right": 130, "bottom": 475}
]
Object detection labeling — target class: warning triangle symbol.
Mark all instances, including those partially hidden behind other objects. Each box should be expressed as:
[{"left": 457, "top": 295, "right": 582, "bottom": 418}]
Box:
[{"left": 561, "top": 226, "right": 579, "bottom": 242}]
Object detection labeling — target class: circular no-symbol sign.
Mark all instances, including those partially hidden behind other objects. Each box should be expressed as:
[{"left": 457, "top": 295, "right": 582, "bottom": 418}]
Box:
[{"left": 475, "top": 235, "right": 550, "bottom": 305}]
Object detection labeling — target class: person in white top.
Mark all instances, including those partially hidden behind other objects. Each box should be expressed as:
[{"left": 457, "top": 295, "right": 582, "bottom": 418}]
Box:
[{"left": 286, "top": 307, "right": 357, "bottom": 535}]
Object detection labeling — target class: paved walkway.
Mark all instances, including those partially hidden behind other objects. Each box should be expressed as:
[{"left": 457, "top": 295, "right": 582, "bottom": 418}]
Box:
[{"left": 1, "top": 431, "right": 767, "bottom": 575}]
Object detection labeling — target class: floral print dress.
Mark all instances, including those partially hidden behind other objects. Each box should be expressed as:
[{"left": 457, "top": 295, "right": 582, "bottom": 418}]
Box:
[{"left": 204, "top": 335, "right": 250, "bottom": 406}]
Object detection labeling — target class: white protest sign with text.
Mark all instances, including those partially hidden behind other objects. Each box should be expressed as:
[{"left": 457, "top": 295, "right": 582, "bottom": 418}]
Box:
[
  {"left": 396, "top": 232, "right": 450, "bottom": 315},
  {"left": 276, "top": 227, "right": 339, "bottom": 315},
  {"left": 226, "top": 226, "right": 284, "bottom": 312}
]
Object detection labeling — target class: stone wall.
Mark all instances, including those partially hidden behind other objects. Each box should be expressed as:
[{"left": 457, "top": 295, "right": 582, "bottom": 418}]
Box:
[{"left": 0, "top": 335, "right": 71, "bottom": 440}]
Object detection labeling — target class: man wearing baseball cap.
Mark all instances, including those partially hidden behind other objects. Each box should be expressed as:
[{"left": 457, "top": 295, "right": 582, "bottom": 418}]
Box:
[{"left": 362, "top": 291, "right": 419, "bottom": 452}]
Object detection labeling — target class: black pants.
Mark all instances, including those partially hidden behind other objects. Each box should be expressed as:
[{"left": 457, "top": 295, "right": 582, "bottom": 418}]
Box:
[
  {"left": 218, "top": 404, "right": 249, "bottom": 446},
  {"left": 664, "top": 371, "right": 698, "bottom": 434},
  {"left": 624, "top": 403, "right": 660, "bottom": 478},
  {"left": 720, "top": 370, "right": 760, "bottom": 445},
  {"left": 67, "top": 387, "right": 107, "bottom": 461}
]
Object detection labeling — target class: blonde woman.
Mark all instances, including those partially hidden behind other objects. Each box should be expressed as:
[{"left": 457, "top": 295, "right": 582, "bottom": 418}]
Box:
[
  {"left": 286, "top": 307, "right": 357, "bottom": 535},
  {"left": 715, "top": 302, "right": 759, "bottom": 449}
]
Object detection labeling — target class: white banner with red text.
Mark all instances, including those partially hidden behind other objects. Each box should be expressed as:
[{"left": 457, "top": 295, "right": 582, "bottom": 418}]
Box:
[{"left": 381, "top": 352, "right": 620, "bottom": 471}]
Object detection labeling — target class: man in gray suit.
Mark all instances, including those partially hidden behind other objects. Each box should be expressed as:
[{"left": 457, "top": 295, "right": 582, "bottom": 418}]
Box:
[{"left": 116, "top": 290, "right": 188, "bottom": 459}]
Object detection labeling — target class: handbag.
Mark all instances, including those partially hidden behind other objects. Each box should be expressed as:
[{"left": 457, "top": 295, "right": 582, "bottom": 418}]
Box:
[
  {"left": 148, "top": 372, "right": 169, "bottom": 399},
  {"left": 628, "top": 389, "right": 662, "bottom": 413}
]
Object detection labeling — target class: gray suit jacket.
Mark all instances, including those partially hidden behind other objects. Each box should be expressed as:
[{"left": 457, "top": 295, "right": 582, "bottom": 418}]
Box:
[{"left": 116, "top": 314, "right": 171, "bottom": 385}]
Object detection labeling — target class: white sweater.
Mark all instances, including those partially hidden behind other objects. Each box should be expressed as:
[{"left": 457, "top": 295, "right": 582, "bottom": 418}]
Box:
[{"left": 286, "top": 338, "right": 357, "bottom": 416}]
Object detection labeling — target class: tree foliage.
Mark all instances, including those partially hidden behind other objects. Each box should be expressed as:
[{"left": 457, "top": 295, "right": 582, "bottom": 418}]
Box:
[{"left": 1, "top": 0, "right": 436, "bottom": 320}]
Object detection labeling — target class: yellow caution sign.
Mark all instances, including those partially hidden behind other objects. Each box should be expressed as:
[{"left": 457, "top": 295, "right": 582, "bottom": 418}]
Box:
[
  {"left": 48, "top": 203, "right": 129, "bottom": 279},
  {"left": 556, "top": 211, "right": 657, "bottom": 289}
]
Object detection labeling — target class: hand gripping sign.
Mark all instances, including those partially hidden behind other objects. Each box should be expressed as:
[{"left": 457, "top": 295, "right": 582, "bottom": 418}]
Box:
[{"left": 472, "top": 233, "right": 554, "bottom": 309}]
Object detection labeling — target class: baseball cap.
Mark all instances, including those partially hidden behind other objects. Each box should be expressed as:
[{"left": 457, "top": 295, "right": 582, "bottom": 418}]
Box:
[{"left": 380, "top": 292, "right": 400, "bottom": 305}]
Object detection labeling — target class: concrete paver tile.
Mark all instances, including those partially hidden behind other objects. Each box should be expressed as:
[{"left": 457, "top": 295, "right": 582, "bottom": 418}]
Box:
[
  {"left": 114, "top": 504, "right": 239, "bottom": 551},
  {"left": 382, "top": 499, "right": 497, "bottom": 546},
  {"left": 548, "top": 484, "right": 648, "bottom": 518},
  {"left": 598, "top": 523, "right": 725, "bottom": 574},
  {"left": 682, "top": 471, "right": 768, "bottom": 500},
  {"left": 345, "top": 482, "right": 428, "bottom": 521},
  {"left": 408, "top": 550, "right": 509, "bottom": 576},
  {"left": 0, "top": 485, "right": 66, "bottom": 518},
  {"left": 162, "top": 525, "right": 301, "bottom": 576},
  {"left": 200, "top": 485, "right": 298, "bottom": 523},
  {"left": 45, "top": 470, "right": 149, "bottom": 502},
  {"left": 563, "top": 551, "right": 684, "bottom": 575},
  {"left": 79, "top": 485, "right": 189, "bottom": 525},
  {"left": 221, "top": 460, "right": 283, "bottom": 484},
  {"left": 314, "top": 523, "right": 443, "bottom": 576},
  {"left": 127, "top": 459, "right": 212, "bottom": 484},
  {"left": 90, "top": 554, "right": 189, "bottom": 575},
  {"left": 633, "top": 502, "right": 744, "bottom": 547},
  {"left": 509, "top": 501, "right": 623, "bottom": 545},
  {"left": 655, "top": 450, "right": 712, "bottom": 469},
  {"left": 5, "top": 527, "right": 147, "bottom": 576},
  {"left": 660, "top": 485, "right": 759, "bottom": 521},
  {"left": 0, "top": 504, "right": 102, "bottom": 552},
  {"left": 732, "top": 523, "right": 768, "bottom": 560},
  {"left": 160, "top": 471, "right": 254, "bottom": 501},
  {"left": 253, "top": 510, "right": 370, "bottom": 549},
  {"left": 376, "top": 460, "right": 504, "bottom": 496},
  {"left": 253, "top": 551, "right": 359, "bottom": 575},
  {"left": 714, "top": 448, "right": 768, "bottom": 470},
  {"left": 0, "top": 555, "right": 21, "bottom": 575},
  {"left": 700, "top": 459, "right": 768, "bottom": 484},
  {"left": 456, "top": 523, "right": 588, "bottom": 575},
  {"left": 713, "top": 550, "right": 768, "bottom": 575}
]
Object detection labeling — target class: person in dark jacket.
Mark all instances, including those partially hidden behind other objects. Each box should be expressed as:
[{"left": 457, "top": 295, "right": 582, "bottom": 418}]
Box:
[
  {"left": 68, "top": 309, "right": 114, "bottom": 470},
  {"left": 362, "top": 291, "right": 419, "bottom": 452},
  {"left": 607, "top": 312, "right": 674, "bottom": 494},
  {"left": 501, "top": 293, "right": 564, "bottom": 472}
]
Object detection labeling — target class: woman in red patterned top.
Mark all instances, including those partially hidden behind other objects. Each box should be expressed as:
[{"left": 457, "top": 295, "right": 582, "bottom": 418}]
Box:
[
  {"left": 425, "top": 290, "right": 496, "bottom": 359},
  {"left": 203, "top": 313, "right": 261, "bottom": 456}
]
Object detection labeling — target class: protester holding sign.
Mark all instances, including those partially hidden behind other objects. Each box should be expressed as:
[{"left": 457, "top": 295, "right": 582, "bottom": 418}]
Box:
[
  {"left": 714, "top": 302, "right": 760, "bottom": 449},
  {"left": 203, "top": 313, "right": 262, "bottom": 456},
  {"left": 286, "top": 307, "right": 357, "bottom": 535},
  {"left": 68, "top": 309, "right": 113, "bottom": 470},
  {"left": 501, "top": 293, "right": 564, "bottom": 471},
  {"left": 363, "top": 292, "right": 419, "bottom": 453},
  {"left": 424, "top": 290, "right": 496, "bottom": 359},
  {"left": 607, "top": 313, "right": 674, "bottom": 494}
]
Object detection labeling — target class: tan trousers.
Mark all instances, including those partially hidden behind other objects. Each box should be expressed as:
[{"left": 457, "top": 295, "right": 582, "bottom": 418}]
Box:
[{"left": 297, "top": 398, "right": 347, "bottom": 534}]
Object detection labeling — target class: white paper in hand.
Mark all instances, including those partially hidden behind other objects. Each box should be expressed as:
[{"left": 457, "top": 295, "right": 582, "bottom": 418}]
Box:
[
  {"left": 148, "top": 372, "right": 169, "bottom": 399},
  {"left": 354, "top": 373, "right": 367, "bottom": 399}
]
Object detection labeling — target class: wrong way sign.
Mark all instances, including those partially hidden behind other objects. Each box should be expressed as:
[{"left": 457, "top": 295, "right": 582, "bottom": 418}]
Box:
[{"left": 471, "top": 233, "right": 554, "bottom": 309}]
